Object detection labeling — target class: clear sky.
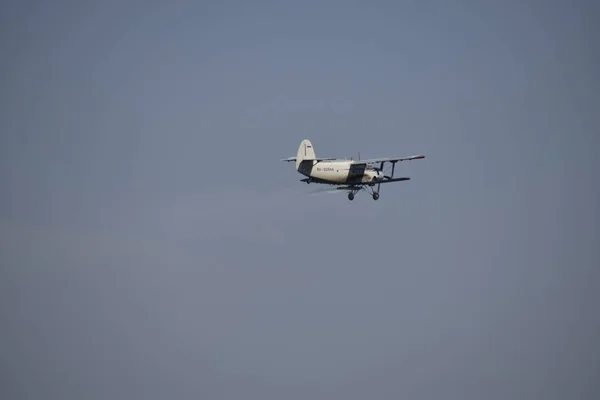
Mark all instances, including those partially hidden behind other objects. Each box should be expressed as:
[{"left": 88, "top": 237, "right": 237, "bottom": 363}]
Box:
[{"left": 1, "top": 1, "right": 599, "bottom": 399}]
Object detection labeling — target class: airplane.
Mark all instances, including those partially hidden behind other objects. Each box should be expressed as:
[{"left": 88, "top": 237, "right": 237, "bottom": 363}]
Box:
[{"left": 281, "top": 139, "right": 425, "bottom": 201}]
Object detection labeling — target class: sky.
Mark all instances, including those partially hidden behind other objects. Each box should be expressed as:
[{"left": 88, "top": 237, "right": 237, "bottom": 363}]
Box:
[{"left": 1, "top": 0, "right": 599, "bottom": 399}]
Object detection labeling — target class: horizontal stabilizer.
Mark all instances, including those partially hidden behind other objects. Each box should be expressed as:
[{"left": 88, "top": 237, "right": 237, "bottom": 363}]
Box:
[{"left": 280, "top": 157, "right": 336, "bottom": 162}]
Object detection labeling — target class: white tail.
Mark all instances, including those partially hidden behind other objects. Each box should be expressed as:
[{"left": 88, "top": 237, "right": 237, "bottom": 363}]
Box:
[{"left": 296, "top": 139, "right": 316, "bottom": 170}]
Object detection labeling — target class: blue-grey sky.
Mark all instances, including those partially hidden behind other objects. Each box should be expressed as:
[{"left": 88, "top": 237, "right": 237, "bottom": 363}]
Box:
[{"left": 1, "top": 1, "right": 599, "bottom": 399}]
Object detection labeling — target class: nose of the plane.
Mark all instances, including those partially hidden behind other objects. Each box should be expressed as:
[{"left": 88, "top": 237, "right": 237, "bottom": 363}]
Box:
[{"left": 372, "top": 170, "right": 385, "bottom": 181}]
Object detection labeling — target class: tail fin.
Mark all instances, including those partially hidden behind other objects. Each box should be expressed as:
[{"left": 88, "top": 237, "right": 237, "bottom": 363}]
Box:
[{"left": 296, "top": 139, "right": 316, "bottom": 170}]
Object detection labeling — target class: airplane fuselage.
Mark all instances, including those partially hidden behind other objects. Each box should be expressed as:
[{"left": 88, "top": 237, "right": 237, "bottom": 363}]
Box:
[{"left": 298, "top": 160, "right": 384, "bottom": 185}]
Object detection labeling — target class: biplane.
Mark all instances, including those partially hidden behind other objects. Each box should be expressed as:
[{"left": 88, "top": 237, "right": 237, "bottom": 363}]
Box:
[{"left": 281, "top": 139, "right": 425, "bottom": 200}]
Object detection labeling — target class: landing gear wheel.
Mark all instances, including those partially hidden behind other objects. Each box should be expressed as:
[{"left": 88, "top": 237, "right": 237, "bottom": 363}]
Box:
[
  {"left": 372, "top": 193, "right": 380, "bottom": 200},
  {"left": 348, "top": 193, "right": 355, "bottom": 201}
]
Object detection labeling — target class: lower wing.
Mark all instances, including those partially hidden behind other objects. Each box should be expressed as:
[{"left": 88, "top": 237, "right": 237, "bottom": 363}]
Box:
[
  {"left": 335, "top": 177, "right": 410, "bottom": 189},
  {"left": 303, "top": 177, "right": 410, "bottom": 185},
  {"left": 373, "top": 177, "right": 410, "bottom": 184}
]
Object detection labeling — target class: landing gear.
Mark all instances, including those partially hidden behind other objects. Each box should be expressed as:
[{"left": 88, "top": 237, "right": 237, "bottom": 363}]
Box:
[
  {"left": 365, "top": 183, "right": 381, "bottom": 200},
  {"left": 346, "top": 185, "right": 380, "bottom": 201}
]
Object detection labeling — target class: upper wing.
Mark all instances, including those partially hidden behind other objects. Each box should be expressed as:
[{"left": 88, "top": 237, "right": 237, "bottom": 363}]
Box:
[
  {"left": 280, "top": 157, "right": 337, "bottom": 162},
  {"left": 353, "top": 154, "right": 425, "bottom": 165}
]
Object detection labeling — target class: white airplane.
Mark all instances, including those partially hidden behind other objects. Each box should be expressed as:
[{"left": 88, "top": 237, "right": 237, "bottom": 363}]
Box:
[{"left": 281, "top": 139, "right": 425, "bottom": 201}]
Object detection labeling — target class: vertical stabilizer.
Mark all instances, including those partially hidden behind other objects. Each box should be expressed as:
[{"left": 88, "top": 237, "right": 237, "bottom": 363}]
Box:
[{"left": 296, "top": 139, "right": 316, "bottom": 170}]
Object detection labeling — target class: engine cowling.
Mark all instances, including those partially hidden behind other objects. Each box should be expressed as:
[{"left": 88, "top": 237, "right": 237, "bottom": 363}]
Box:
[{"left": 372, "top": 170, "right": 385, "bottom": 181}]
